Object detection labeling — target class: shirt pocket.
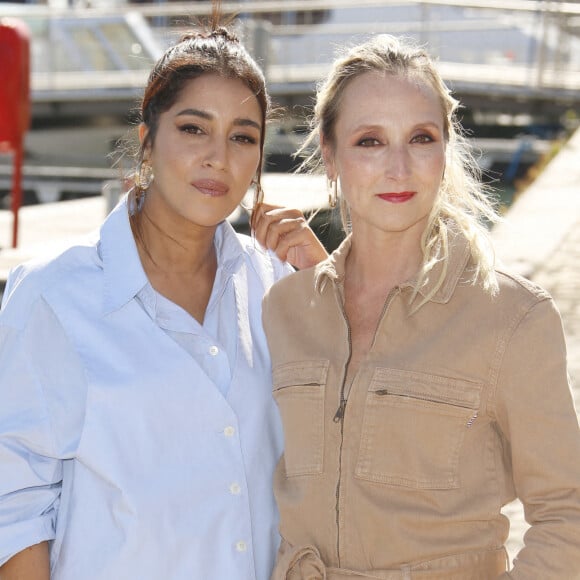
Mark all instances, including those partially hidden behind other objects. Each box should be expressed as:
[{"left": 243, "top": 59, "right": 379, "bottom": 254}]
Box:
[
  {"left": 355, "top": 367, "right": 482, "bottom": 489},
  {"left": 273, "top": 360, "right": 329, "bottom": 477}
]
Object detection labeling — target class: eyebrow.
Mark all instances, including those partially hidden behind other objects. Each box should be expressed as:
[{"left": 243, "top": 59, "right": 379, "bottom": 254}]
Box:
[
  {"left": 176, "top": 108, "right": 261, "bottom": 131},
  {"left": 413, "top": 121, "right": 442, "bottom": 131},
  {"left": 355, "top": 121, "right": 442, "bottom": 132}
]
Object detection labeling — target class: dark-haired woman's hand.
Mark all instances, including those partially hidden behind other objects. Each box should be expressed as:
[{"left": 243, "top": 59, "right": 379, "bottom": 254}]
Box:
[{"left": 252, "top": 203, "right": 328, "bottom": 270}]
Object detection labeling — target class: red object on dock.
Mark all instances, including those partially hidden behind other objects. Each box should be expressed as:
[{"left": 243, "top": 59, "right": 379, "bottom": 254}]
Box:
[{"left": 0, "top": 18, "right": 31, "bottom": 249}]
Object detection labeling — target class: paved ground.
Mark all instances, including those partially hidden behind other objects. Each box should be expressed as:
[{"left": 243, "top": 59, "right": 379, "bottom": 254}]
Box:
[
  {"left": 498, "top": 210, "right": 580, "bottom": 560},
  {"left": 1, "top": 129, "right": 579, "bottom": 569},
  {"left": 491, "top": 127, "right": 580, "bottom": 563},
  {"left": 492, "top": 128, "right": 580, "bottom": 415}
]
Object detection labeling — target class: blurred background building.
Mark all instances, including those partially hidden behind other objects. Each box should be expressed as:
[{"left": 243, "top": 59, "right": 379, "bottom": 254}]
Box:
[{"left": 1, "top": 0, "right": 580, "bottom": 209}]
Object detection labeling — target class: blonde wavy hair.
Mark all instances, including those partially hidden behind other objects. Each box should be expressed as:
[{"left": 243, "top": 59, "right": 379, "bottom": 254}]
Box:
[{"left": 299, "top": 34, "right": 500, "bottom": 304}]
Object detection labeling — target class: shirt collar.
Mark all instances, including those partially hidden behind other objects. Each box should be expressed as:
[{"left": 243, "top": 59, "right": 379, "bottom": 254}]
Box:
[
  {"left": 314, "top": 225, "right": 471, "bottom": 306},
  {"left": 99, "top": 199, "right": 246, "bottom": 315},
  {"left": 99, "top": 198, "right": 148, "bottom": 314},
  {"left": 213, "top": 219, "right": 247, "bottom": 274}
]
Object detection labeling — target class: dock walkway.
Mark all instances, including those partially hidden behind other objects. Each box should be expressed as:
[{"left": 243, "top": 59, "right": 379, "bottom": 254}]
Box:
[{"left": 491, "top": 127, "right": 580, "bottom": 560}]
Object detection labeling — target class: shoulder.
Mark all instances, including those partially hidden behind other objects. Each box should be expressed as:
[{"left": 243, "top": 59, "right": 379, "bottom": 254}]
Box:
[
  {"left": 494, "top": 265, "right": 552, "bottom": 308},
  {"left": 269, "top": 265, "right": 316, "bottom": 294},
  {"left": 1, "top": 237, "right": 100, "bottom": 328},
  {"left": 234, "top": 231, "right": 294, "bottom": 287},
  {"left": 455, "top": 265, "right": 562, "bottom": 340},
  {"left": 264, "top": 242, "right": 343, "bottom": 307},
  {"left": 263, "top": 265, "right": 318, "bottom": 314}
]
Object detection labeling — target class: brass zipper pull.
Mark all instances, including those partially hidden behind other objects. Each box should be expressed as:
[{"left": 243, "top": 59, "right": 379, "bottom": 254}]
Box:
[{"left": 333, "top": 399, "right": 346, "bottom": 422}]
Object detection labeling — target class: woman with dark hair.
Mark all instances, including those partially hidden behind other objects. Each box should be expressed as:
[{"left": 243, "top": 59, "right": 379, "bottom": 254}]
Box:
[{"left": 0, "top": 5, "right": 326, "bottom": 579}]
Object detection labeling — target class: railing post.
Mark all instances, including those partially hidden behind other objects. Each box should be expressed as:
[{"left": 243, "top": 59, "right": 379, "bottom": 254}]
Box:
[{"left": 535, "top": 2, "right": 549, "bottom": 89}]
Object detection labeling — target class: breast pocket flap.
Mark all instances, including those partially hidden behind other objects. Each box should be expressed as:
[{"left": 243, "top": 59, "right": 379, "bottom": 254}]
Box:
[
  {"left": 370, "top": 367, "right": 482, "bottom": 409},
  {"left": 272, "top": 360, "right": 328, "bottom": 477},
  {"left": 273, "top": 360, "right": 329, "bottom": 391},
  {"left": 357, "top": 368, "right": 483, "bottom": 488}
]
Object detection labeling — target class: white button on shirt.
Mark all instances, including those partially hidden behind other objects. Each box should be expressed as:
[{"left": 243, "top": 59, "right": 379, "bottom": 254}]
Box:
[{"left": 0, "top": 200, "right": 292, "bottom": 579}]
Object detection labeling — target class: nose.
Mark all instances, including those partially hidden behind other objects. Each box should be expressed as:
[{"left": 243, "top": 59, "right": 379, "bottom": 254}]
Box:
[
  {"left": 385, "top": 144, "right": 411, "bottom": 179},
  {"left": 202, "top": 136, "right": 228, "bottom": 171}
]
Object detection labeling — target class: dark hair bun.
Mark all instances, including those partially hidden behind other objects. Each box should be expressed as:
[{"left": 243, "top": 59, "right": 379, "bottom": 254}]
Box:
[{"left": 179, "top": 26, "right": 239, "bottom": 44}]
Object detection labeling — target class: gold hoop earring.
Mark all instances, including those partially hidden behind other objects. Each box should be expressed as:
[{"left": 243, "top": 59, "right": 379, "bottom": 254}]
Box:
[
  {"left": 328, "top": 179, "right": 338, "bottom": 209},
  {"left": 135, "top": 161, "right": 154, "bottom": 196}
]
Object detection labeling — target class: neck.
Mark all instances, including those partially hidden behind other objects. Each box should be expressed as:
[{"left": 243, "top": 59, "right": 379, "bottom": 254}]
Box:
[
  {"left": 134, "top": 200, "right": 218, "bottom": 277},
  {"left": 346, "top": 229, "right": 424, "bottom": 294}
]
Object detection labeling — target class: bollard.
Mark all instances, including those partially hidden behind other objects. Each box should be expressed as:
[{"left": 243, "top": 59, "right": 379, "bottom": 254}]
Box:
[{"left": 0, "top": 18, "right": 31, "bottom": 248}]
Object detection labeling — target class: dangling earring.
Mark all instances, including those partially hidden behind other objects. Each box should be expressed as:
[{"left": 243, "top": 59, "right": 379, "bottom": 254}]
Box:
[
  {"left": 248, "top": 178, "right": 265, "bottom": 233},
  {"left": 327, "top": 178, "right": 338, "bottom": 209},
  {"left": 252, "top": 178, "right": 264, "bottom": 209},
  {"left": 135, "top": 161, "right": 154, "bottom": 199}
]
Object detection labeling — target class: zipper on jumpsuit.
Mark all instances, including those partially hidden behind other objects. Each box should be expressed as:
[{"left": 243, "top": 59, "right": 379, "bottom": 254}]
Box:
[{"left": 331, "top": 284, "right": 399, "bottom": 568}]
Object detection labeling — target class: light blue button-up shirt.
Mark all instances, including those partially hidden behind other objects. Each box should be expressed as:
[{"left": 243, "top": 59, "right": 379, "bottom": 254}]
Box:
[{"left": 0, "top": 200, "right": 291, "bottom": 579}]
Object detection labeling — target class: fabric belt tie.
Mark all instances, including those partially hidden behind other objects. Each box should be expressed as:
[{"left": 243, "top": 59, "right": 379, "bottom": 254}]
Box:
[{"left": 273, "top": 542, "right": 509, "bottom": 580}]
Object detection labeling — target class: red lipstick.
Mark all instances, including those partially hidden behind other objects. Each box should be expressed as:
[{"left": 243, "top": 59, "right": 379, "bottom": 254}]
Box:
[{"left": 377, "top": 191, "right": 415, "bottom": 203}]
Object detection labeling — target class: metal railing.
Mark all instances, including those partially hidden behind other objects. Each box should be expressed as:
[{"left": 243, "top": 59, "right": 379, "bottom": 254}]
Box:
[
  {"left": 15, "top": 1, "right": 580, "bottom": 17},
  {"left": 4, "top": 0, "right": 580, "bottom": 103}
]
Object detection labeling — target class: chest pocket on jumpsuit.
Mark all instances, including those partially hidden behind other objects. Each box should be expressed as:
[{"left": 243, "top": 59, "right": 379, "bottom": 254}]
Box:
[
  {"left": 273, "top": 360, "right": 329, "bottom": 477},
  {"left": 355, "top": 367, "right": 482, "bottom": 489}
]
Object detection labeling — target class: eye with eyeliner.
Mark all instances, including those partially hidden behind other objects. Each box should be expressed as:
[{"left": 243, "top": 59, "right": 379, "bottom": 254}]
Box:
[
  {"left": 411, "top": 133, "right": 436, "bottom": 144},
  {"left": 178, "top": 123, "right": 204, "bottom": 135},
  {"left": 356, "top": 136, "right": 381, "bottom": 147},
  {"left": 232, "top": 134, "right": 258, "bottom": 145},
  {"left": 176, "top": 122, "right": 258, "bottom": 146}
]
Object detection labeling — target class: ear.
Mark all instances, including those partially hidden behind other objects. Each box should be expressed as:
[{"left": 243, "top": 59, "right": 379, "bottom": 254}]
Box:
[
  {"left": 138, "top": 123, "right": 150, "bottom": 157},
  {"left": 320, "top": 133, "right": 337, "bottom": 181}
]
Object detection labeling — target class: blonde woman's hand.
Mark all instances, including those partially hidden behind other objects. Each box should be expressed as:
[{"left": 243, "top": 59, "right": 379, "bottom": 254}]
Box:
[{"left": 252, "top": 203, "right": 328, "bottom": 270}]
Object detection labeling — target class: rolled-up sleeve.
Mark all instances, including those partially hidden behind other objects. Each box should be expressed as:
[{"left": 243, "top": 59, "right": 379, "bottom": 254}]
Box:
[
  {"left": 495, "top": 296, "right": 580, "bottom": 578},
  {"left": 0, "top": 305, "right": 64, "bottom": 566}
]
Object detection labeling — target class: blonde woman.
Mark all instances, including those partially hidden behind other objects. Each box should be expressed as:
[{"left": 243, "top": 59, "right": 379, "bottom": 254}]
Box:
[{"left": 263, "top": 34, "right": 580, "bottom": 578}]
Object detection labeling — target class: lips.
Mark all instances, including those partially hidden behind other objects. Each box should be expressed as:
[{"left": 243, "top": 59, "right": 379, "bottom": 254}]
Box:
[
  {"left": 377, "top": 191, "right": 415, "bottom": 203},
  {"left": 192, "top": 179, "right": 229, "bottom": 197}
]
